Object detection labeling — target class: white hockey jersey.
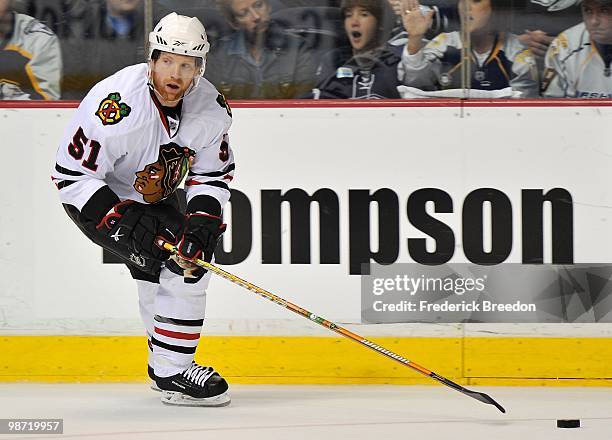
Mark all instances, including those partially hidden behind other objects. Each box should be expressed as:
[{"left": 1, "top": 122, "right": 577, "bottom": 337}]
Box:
[
  {"left": 542, "top": 23, "right": 612, "bottom": 98},
  {"left": 52, "top": 63, "right": 234, "bottom": 215}
]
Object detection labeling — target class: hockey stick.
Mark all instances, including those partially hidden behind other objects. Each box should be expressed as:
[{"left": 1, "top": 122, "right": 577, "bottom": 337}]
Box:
[{"left": 159, "top": 241, "right": 506, "bottom": 413}]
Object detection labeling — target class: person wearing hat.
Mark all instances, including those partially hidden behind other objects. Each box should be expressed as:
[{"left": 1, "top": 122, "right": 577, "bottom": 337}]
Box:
[
  {"left": 308, "top": 0, "right": 404, "bottom": 99},
  {"left": 542, "top": 0, "right": 612, "bottom": 97}
]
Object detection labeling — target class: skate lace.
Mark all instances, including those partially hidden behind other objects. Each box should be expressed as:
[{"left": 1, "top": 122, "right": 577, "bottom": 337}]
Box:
[{"left": 182, "top": 363, "right": 216, "bottom": 386}]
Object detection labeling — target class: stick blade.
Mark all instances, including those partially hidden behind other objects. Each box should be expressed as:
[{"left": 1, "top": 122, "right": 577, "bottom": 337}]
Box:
[
  {"left": 431, "top": 373, "right": 506, "bottom": 413},
  {"left": 461, "top": 389, "right": 506, "bottom": 413}
]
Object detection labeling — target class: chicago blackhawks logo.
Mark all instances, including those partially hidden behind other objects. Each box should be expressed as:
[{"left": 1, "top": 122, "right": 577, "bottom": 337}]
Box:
[
  {"left": 96, "top": 92, "right": 131, "bottom": 126},
  {"left": 134, "top": 143, "right": 195, "bottom": 203}
]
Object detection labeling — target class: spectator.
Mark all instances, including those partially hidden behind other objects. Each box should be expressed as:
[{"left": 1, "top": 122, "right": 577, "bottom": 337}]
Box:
[
  {"left": 542, "top": 0, "right": 612, "bottom": 97},
  {"left": 205, "top": 0, "right": 318, "bottom": 98},
  {"left": 513, "top": 0, "right": 582, "bottom": 59},
  {"left": 60, "top": 0, "right": 144, "bottom": 99},
  {"left": 399, "top": 0, "right": 539, "bottom": 97},
  {"left": 0, "top": 0, "right": 61, "bottom": 99},
  {"left": 308, "top": 0, "right": 403, "bottom": 98}
]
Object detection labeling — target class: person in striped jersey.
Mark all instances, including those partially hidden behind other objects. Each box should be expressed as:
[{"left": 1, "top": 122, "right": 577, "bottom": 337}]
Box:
[{"left": 52, "top": 12, "right": 234, "bottom": 407}]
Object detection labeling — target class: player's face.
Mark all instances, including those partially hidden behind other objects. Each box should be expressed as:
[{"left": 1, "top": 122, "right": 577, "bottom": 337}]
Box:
[
  {"left": 151, "top": 52, "right": 198, "bottom": 105},
  {"left": 459, "top": 0, "right": 492, "bottom": 34},
  {"left": 345, "top": 6, "right": 379, "bottom": 52},
  {"left": 582, "top": 1, "right": 612, "bottom": 44},
  {"left": 106, "top": 0, "right": 142, "bottom": 15},
  {"left": 230, "top": 0, "right": 271, "bottom": 36}
]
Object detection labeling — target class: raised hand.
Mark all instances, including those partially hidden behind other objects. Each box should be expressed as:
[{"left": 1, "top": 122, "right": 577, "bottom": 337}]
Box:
[{"left": 401, "top": 0, "right": 435, "bottom": 39}]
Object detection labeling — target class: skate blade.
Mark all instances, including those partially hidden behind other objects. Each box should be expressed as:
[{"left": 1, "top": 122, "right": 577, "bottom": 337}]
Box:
[
  {"left": 151, "top": 382, "right": 161, "bottom": 392},
  {"left": 160, "top": 390, "right": 231, "bottom": 407}
]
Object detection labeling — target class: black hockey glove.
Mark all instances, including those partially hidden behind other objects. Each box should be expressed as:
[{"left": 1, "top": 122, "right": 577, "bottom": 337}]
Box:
[
  {"left": 167, "top": 212, "right": 225, "bottom": 282},
  {"left": 178, "top": 212, "right": 226, "bottom": 262},
  {"left": 96, "top": 201, "right": 184, "bottom": 273}
]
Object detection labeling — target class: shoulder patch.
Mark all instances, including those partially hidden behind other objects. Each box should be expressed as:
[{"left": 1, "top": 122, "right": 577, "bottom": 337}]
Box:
[
  {"left": 336, "top": 67, "right": 354, "bottom": 78},
  {"left": 556, "top": 33, "right": 569, "bottom": 50},
  {"left": 429, "top": 33, "right": 447, "bottom": 48},
  {"left": 96, "top": 93, "right": 131, "bottom": 126},
  {"left": 216, "top": 93, "right": 232, "bottom": 117},
  {"left": 515, "top": 49, "right": 535, "bottom": 66}
]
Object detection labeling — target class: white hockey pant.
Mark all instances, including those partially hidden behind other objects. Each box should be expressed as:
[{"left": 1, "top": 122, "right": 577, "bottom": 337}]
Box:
[{"left": 137, "top": 265, "right": 211, "bottom": 378}]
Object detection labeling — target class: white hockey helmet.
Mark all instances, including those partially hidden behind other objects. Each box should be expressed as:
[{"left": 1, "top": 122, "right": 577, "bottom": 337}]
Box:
[{"left": 148, "top": 12, "right": 210, "bottom": 75}]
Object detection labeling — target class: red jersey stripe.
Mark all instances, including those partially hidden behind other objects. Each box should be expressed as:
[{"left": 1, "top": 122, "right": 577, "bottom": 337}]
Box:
[{"left": 154, "top": 326, "right": 200, "bottom": 340}]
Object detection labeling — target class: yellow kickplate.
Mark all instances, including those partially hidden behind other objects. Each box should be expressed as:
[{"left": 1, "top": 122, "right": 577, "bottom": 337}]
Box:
[
  {"left": 0, "top": 336, "right": 610, "bottom": 385},
  {"left": 464, "top": 337, "right": 612, "bottom": 379}
]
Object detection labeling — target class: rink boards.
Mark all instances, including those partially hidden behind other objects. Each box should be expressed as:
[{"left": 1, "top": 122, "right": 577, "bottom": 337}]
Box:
[{"left": 0, "top": 99, "right": 611, "bottom": 384}]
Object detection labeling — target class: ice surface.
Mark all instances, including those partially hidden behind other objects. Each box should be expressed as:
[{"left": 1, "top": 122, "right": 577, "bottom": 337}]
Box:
[{"left": 0, "top": 384, "right": 610, "bottom": 439}]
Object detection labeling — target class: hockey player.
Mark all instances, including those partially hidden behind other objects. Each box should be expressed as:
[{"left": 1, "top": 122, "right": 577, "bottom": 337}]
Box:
[
  {"left": 398, "top": 0, "right": 539, "bottom": 97},
  {"left": 52, "top": 12, "right": 235, "bottom": 407},
  {"left": 542, "top": 0, "right": 612, "bottom": 97}
]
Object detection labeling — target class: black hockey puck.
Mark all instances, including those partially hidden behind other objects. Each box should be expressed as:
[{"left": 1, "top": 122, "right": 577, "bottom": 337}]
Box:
[{"left": 557, "top": 419, "right": 580, "bottom": 428}]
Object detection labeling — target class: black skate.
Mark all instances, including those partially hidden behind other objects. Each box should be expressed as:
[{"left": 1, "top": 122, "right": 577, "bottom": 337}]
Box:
[{"left": 155, "top": 363, "right": 230, "bottom": 407}]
